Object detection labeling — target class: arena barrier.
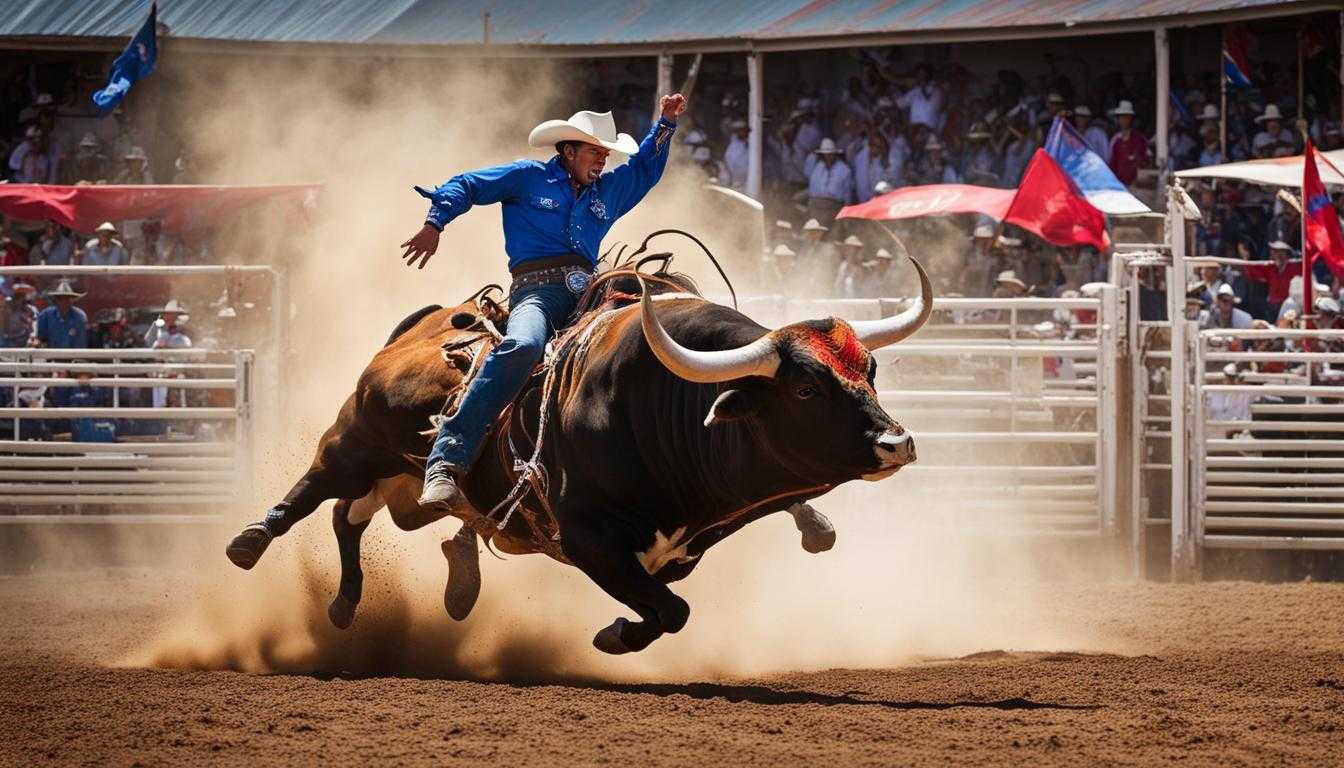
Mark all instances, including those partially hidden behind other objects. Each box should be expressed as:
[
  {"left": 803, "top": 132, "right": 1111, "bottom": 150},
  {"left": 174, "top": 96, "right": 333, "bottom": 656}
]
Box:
[
  {"left": 737, "top": 291, "right": 1122, "bottom": 540},
  {"left": 0, "top": 346, "right": 254, "bottom": 518},
  {"left": 1191, "top": 327, "right": 1344, "bottom": 551}
]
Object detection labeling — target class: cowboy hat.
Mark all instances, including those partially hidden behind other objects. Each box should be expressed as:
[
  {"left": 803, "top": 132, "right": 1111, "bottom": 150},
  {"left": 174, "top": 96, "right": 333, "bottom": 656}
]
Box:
[
  {"left": 1109, "top": 100, "right": 1136, "bottom": 116},
  {"left": 47, "top": 279, "right": 84, "bottom": 299},
  {"left": 801, "top": 218, "right": 827, "bottom": 232},
  {"left": 995, "top": 270, "right": 1027, "bottom": 290},
  {"left": 873, "top": 181, "right": 893, "bottom": 195},
  {"left": 94, "top": 221, "right": 117, "bottom": 234},
  {"left": 1046, "top": 92, "right": 1066, "bottom": 104},
  {"left": 160, "top": 299, "right": 188, "bottom": 314},
  {"left": 996, "top": 235, "right": 1023, "bottom": 248},
  {"left": 814, "top": 138, "right": 843, "bottom": 155},
  {"left": 1268, "top": 240, "right": 1292, "bottom": 252},
  {"left": 1255, "top": 104, "right": 1285, "bottom": 123},
  {"left": 527, "top": 110, "right": 639, "bottom": 155},
  {"left": 772, "top": 244, "right": 796, "bottom": 258},
  {"left": 873, "top": 248, "right": 894, "bottom": 260},
  {"left": 124, "top": 146, "right": 148, "bottom": 161},
  {"left": 841, "top": 235, "right": 864, "bottom": 247},
  {"left": 1216, "top": 283, "right": 1240, "bottom": 303},
  {"left": 78, "top": 133, "right": 98, "bottom": 148},
  {"left": 972, "top": 224, "right": 995, "bottom": 239},
  {"left": 775, "top": 219, "right": 793, "bottom": 230},
  {"left": 924, "top": 136, "right": 943, "bottom": 151},
  {"left": 966, "top": 122, "right": 991, "bottom": 139},
  {"left": 1073, "top": 105, "right": 1092, "bottom": 118},
  {"left": 1198, "top": 104, "right": 1220, "bottom": 121},
  {"left": 1222, "top": 363, "right": 1243, "bottom": 379},
  {"left": 10, "top": 282, "right": 35, "bottom": 296}
]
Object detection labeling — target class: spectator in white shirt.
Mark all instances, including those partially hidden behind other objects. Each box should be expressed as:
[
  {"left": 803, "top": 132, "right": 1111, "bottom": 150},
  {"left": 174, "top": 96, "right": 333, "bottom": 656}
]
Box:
[
  {"left": 792, "top": 99, "right": 823, "bottom": 156},
  {"left": 805, "top": 138, "right": 854, "bottom": 226},
  {"left": 722, "top": 119, "right": 750, "bottom": 191},
  {"left": 8, "top": 125, "right": 59, "bottom": 184},
  {"left": 897, "top": 64, "right": 944, "bottom": 132},
  {"left": 1073, "top": 105, "right": 1110, "bottom": 160},
  {"left": 81, "top": 222, "right": 128, "bottom": 266},
  {"left": 853, "top": 132, "right": 903, "bottom": 203}
]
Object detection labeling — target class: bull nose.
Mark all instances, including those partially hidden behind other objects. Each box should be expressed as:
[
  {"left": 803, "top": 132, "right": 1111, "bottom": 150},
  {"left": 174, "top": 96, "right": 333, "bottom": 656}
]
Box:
[{"left": 875, "top": 430, "right": 916, "bottom": 465}]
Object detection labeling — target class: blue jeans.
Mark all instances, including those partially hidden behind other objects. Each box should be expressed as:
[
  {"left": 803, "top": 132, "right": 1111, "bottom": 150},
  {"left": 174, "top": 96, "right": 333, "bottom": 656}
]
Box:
[{"left": 427, "top": 281, "right": 579, "bottom": 471}]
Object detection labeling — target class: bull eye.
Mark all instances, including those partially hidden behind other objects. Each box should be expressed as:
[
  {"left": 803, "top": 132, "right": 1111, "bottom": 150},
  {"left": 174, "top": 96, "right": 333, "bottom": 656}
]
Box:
[{"left": 796, "top": 385, "right": 818, "bottom": 399}]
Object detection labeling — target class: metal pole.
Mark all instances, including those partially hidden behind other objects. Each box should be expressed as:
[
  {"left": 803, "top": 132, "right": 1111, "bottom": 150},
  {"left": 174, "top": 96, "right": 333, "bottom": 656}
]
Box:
[
  {"left": 746, "top": 50, "right": 763, "bottom": 200},
  {"left": 1220, "top": 27, "right": 1228, "bottom": 159},
  {"left": 1165, "top": 187, "right": 1191, "bottom": 580},
  {"left": 1098, "top": 284, "right": 1120, "bottom": 537},
  {"left": 1192, "top": 326, "right": 1206, "bottom": 563},
  {"left": 654, "top": 52, "right": 673, "bottom": 125},
  {"left": 1155, "top": 27, "right": 1170, "bottom": 174}
]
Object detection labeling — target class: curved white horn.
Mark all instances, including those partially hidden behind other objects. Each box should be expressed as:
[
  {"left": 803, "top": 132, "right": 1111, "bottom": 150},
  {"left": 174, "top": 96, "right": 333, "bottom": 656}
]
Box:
[
  {"left": 849, "top": 254, "right": 934, "bottom": 350},
  {"left": 639, "top": 280, "right": 779, "bottom": 383}
]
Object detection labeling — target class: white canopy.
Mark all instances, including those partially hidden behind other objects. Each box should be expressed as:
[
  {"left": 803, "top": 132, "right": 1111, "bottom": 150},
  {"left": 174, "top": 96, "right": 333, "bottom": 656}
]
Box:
[{"left": 1175, "top": 149, "right": 1344, "bottom": 188}]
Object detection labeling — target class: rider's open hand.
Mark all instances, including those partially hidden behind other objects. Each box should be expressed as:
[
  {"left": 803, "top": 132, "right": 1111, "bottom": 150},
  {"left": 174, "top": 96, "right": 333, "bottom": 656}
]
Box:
[{"left": 401, "top": 224, "right": 441, "bottom": 269}]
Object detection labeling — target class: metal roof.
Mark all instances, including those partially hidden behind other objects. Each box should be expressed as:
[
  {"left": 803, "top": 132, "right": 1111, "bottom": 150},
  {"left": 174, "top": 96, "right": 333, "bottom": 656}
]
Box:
[{"left": 0, "top": 0, "right": 1330, "bottom": 54}]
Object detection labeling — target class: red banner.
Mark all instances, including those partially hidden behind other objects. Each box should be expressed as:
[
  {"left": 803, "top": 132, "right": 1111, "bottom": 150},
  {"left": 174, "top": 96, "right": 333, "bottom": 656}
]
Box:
[
  {"left": 1303, "top": 141, "right": 1344, "bottom": 309},
  {"left": 0, "top": 183, "right": 320, "bottom": 235},
  {"left": 1003, "top": 150, "right": 1110, "bottom": 251},
  {"left": 838, "top": 184, "right": 1015, "bottom": 222}
]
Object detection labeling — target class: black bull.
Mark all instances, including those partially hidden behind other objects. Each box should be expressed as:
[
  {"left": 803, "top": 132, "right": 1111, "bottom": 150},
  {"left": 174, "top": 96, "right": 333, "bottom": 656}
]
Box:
[{"left": 228, "top": 259, "right": 932, "bottom": 654}]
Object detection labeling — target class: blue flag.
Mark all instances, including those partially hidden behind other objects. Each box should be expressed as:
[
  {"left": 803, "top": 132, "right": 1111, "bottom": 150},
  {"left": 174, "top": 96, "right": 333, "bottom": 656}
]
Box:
[
  {"left": 92, "top": 3, "right": 157, "bottom": 115},
  {"left": 1043, "top": 116, "right": 1150, "bottom": 215}
]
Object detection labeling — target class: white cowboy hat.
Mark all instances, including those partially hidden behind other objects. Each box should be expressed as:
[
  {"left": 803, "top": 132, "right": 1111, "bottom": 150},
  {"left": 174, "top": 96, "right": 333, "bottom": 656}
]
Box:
[
  {"left": 841, "top": 235, "right": 864, "bottom": 247},
  {"left": 1047, "top": 92, "right": 1066, "bottom": 104},
  {"left": 1199, "top": 104, "right": 1220, "bottom": 121},
  {"left": 1109, "top": 100, "right": 1136, "bottom": 116},
  {"left": 1255, "top": 104, "right": 1284, "bottom": 123},
  {"left": 775, "top": 219, "right": 793, "bottom": 230},
  {"left": 995, "top": 270, "right": 1027, "bottom": 289},
  {"left": 972, "top": 224, "right": 995, "bottom": 239},
  {"left": 47, "top": 279, "right": 85, "bottom": 299},
  {"left": 801, "top": 218, "right": 827, "bottom": 232},
  {"left": 873, "top": 248, "right": 894, "bottom": 260},
  {"left": 1222, "top": 363, "right": 1243, "bottom": 379},
  {"left": 528, "top": 110, "right": 639, "bottom": 155},
  {"left": 814, "top": 138, "right": 842, "bottom": 155},
  {"left": 78, "top": 133, "right": 98, "bottom": 148},
  {"left": 94, "top": 221, "right": 117, "bottom": 233},
  {"left": 160, "top": 299, "right": 189, "bottom": 314},
  {"left": 1268, "top": 240, "right": 1292, "bottom": 252},
  {"left": 924, "top": 135, "right": 943, "bottom": 151},
  {"left": 873, "top": 181, "right": 893, "bottom": 195},
  {"left": 772, "top": 244, "right": 796, "bottom": 258},
  {"left": 997, "top": 235, "right": 1023, "bottom": 248},
  {"left": 1073, "top": 105, "right": 1092, "bottom": 117},
  {"left": 966, "top": 122, "right": 991, "bottom": 138},
  {"left": 124, "top": 146, "right": 148, "bottom": 161}
]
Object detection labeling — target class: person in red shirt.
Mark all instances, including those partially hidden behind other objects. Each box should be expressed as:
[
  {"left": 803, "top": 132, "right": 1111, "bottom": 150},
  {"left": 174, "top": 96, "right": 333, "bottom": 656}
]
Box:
[
  {"left": 1242, "top": 240, "right": 1302, "bottom": 320},
  {"left": 1107, "top": 100, "right": 1150, "bottom": 186},
  {"left": 0, "top": 235, "right": 27, "bottom": 268}
]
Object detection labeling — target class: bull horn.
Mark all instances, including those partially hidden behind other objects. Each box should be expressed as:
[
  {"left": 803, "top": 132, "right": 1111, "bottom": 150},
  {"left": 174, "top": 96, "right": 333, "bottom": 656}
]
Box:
[
  {"left": 638, "top": 279, "right": 780, "bottom": 383},
  {"left": 848, "top": 254, "right": 934, "bottom": 350}
]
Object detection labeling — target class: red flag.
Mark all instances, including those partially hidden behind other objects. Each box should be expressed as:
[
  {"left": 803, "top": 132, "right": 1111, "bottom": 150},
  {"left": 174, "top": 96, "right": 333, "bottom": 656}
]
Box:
[
  {"left": 0, "top": 183, "right": 320, "bottom": 235},
  {"left": 1303, "top": 141, "right": 1344, "bottom": 309},
  {"left": 1003, "top": 150, "right": 1110, "bottom": 251}
]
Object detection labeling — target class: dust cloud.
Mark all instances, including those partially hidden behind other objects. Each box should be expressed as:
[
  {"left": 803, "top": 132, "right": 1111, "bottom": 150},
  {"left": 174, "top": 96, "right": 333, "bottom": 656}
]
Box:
[{"left": 85, "top": 54, "right": 1123, "bottom": 682}]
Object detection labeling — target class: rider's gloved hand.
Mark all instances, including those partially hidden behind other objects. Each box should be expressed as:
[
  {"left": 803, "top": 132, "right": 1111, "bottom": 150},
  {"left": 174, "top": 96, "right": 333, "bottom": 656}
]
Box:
[{"left": 401, "top": 223, "right": 441, "bottom": 269}]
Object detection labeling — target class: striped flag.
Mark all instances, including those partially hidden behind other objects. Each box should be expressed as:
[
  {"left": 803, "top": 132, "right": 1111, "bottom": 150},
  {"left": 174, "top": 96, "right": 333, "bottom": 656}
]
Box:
[{"left": 1223, "top": 26, "right": 1253, "bottom": 88}]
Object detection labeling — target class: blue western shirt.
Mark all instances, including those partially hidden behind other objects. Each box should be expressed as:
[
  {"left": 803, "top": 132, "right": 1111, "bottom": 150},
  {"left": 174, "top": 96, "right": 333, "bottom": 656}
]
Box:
[
  {"left": 35, "top": 305, "right": 89, "bottom": 348},
  {"left": 416, "top": 117, "right": 676, "bottom": 271}
]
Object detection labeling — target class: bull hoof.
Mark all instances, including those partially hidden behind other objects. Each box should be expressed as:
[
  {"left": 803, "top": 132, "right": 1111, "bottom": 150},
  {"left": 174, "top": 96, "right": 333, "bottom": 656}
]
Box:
[
  {"left": 441, "top": 527, "right": 481, "bottom": 622},
  {"left": 592, "top": 618, "right": 632, "bottom": 655},
  {"left": 790, "top": 503, "right": 836, "bottom": 554},
  {"left": 327, "top": 594, "right": 357, "bottom": 629},
  {"left": 225, "top": 524, "right": 272, "bottom": 570}
]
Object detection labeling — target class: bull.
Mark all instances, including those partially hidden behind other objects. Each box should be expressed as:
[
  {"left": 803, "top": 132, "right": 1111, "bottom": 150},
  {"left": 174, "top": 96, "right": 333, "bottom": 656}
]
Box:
[{"left": 227, "top": 255, "right": 930, "bottom": 654}]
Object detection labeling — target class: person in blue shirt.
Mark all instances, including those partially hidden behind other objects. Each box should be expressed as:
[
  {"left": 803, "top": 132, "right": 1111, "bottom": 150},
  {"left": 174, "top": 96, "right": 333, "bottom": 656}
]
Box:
[
  {"left": 32, "top": 279, "right": 89, "bottom": 349},
  {"left": 403, "top": 93, "right": 686, "bottom": 510}
]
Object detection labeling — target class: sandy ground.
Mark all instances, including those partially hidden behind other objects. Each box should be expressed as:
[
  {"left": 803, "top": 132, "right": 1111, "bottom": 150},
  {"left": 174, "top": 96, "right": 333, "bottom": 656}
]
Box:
[{"left": 2, "top": 570, "right": 1343, "bottom": 767}]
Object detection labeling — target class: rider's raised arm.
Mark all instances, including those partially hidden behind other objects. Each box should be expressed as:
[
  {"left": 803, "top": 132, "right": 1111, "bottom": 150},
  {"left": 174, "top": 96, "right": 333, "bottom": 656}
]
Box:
[
  {"left": 414, "top": 160, "right": 530, "bottom": 231},
  {"left": 603, "top": 117, "right": 676, "bottom": 219}
]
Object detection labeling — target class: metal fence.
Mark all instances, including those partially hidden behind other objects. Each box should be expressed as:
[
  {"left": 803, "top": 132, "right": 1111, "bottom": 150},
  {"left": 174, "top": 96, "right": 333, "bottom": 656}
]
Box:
[{"left": 0, "top": 347, "right": 254, "bottom": 515}]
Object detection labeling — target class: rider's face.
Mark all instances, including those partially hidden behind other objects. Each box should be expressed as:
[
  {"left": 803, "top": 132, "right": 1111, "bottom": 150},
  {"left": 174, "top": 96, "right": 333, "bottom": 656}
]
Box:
[{"left": 565, "top": 143, "right": 610, "bottom": 185}]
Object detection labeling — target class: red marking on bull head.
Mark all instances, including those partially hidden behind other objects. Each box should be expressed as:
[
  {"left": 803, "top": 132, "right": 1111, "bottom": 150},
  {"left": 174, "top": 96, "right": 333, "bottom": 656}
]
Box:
[{"left": 786, "top": 320, "right": 871, "bottom": 388}]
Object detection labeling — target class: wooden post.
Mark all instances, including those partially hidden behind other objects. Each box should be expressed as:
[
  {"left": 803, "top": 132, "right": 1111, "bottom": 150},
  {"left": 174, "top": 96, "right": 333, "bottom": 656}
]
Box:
[
  {"left": 1155, "top": 27, "right": 1170, "bottom": 173},
  {"left": 747, "top": 51, "right": 763, "bottom": 200}
]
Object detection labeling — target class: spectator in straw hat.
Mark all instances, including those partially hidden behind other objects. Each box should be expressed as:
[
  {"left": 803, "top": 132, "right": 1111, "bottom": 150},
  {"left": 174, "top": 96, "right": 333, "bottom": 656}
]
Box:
[
  {"left": 832, "top": 234, "right": 867, "bottom": 298},
  {"left": 145, "top": 299, "right": 192, "bottom": 349},
  {"left": 32, "top": 279, "right": 87, "bottom": 349},
  {"left": 805, "top": 138, "right": 854, "bottom": 226},
  {"left": 962, "top": 122, "right": 998, "bottom": 186},
  {"left": 1252, "top": 105, "right": 1296, "bottom": 159},
  {"left": 81, "top": 221, "right": 127, "bottom": 266},
  {"left": 60, "top": 132, "right": 107, "bottom": 185},
  {"left": 993, "top": 269, "right": 1028, "bottom": 299},
  {"left": 962, "top": 224, "right": 996, "bottom": 295},
  {"left": 112, "top": 145, "right": 153, "bottom": 184},
  {"left": 913, "top": 135, "right": 959, "bottom": 185},
  {"left": 1107, "top": 100, "right": 1150, "bottom": 186},
  {"left": 1, "top": 282, "right": 37, "bottom": 348},
  {"left": 862, "top": 246, "right": 898, "bottom": 298},
  {"left": 794, "top": 217, "right": 837, "bottom": 283},
  {"left": 92, "top": 307, "right": 137, "bottom": 350},
  {"left": 1072, "top": 105, "right": 1110, "bottom": 160},
  {"left": 35, "top": 220, "right": 74, "bottom": 267}
]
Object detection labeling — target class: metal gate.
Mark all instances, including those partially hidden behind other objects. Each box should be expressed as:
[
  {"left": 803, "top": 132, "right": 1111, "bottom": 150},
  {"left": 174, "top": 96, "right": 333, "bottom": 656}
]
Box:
[
  {"left": 0, "top": 347, "right": 254, "bottom": 517},
  {"left": 741, "top": 292, "right": 1122, "bottom": 537}
]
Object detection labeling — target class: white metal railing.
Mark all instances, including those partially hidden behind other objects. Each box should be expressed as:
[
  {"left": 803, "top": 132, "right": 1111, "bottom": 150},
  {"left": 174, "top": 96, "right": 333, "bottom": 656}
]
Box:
[
  {"left": 743, "top": 292, "right": 1121, "bottom": 538},
  {"left": 0, "top": 347, "right": 254, "bottom": 511},
  {"left": 1191, "top": 327, "right": 1344, "bottom": 551}
]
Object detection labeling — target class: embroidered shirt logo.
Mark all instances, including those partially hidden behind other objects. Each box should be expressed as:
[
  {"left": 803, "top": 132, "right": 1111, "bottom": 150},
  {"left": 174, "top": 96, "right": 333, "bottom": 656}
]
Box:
[
  {"left": 589, "top": 197, "right": 608, "bottom": 220},
  {"left": 533, "top": 195, "right": 559, "bottom": 210}
]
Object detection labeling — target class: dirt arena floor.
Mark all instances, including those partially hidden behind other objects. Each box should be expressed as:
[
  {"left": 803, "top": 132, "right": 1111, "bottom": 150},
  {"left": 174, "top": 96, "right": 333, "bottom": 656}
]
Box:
[{"left": 1, "top": 568, "right": 1342, "bottom": 767}]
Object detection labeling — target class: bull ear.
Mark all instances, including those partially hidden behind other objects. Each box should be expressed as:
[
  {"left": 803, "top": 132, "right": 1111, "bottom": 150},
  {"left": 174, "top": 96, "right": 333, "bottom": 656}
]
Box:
[{"left": 704, "top": 388, "right": 758, "bottom": 427}]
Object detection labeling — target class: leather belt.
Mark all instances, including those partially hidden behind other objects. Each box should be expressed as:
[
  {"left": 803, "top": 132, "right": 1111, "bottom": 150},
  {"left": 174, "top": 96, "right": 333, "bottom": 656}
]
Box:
[
  {"left": 510, "top": 263, "right": 596, "bottom": 296},
  {"left": 511, "top": 254, "right": 591, "bottom": 278}
]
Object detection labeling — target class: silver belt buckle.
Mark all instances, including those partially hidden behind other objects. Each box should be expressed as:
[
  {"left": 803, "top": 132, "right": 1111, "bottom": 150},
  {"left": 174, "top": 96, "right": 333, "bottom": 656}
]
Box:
[{"left": 564, "top": 268, "right": 592, "bottom": 296}]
